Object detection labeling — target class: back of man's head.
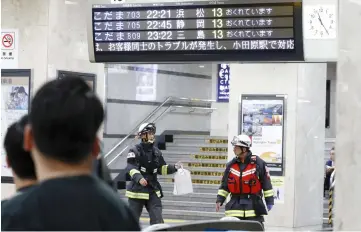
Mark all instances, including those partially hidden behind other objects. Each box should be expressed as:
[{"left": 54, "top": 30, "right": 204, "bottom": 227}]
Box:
[
  {"left": 4, "top": 115, "right": 36, "bottom": 180},
  {"left": 28, "top": 77, "right": 104, "bottom": 164}
]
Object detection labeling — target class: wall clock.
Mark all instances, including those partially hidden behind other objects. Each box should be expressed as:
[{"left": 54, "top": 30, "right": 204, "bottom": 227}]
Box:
[{"left": 304, "top": 5, "right": 337, "bottom": 39}]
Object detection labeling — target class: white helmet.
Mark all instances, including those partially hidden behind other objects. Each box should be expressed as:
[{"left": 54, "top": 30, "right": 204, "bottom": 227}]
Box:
[
  {"left": 138, "top": 122, "right": 156, "bottom": 135},
  {"left": 231, "top": 134, "right": 252, "bottom": 148}
]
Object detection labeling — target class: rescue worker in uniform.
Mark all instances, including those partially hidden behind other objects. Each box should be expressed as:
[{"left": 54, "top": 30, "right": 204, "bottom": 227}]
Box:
[
  {"left": 215, "top": 134, "right": 274, "bottom": 224},
  {"left": 126, "top": 123, "right": 182, "bottom": 225}
]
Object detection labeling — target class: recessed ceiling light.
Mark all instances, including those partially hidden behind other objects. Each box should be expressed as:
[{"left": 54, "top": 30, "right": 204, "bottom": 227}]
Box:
[{"left": 199, "top": 65, "right": 205, "bottom": 68}]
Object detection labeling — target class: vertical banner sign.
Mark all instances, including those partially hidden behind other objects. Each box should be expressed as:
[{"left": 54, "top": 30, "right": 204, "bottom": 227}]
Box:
[
  {"left": 217, "top": 64, "right": 230, "bottom": 102},
  {"left": 240, "top": 95, "right": 285, "bottom": 176},
  {"left": 1, "top": 74, "right": 31, "bottom": 178},
  {"left": 1, "top": 29, "right": 19, "bottom": 69}
]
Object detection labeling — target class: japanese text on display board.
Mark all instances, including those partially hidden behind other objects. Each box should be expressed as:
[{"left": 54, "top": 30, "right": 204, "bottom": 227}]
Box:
[{"left": 91, "top": 0, "right": 303, "bottom": 62}]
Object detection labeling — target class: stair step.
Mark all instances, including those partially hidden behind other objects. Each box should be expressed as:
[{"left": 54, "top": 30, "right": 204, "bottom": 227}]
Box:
[
  {"left": 159, "top": 182, "right": 219, "bottom": 193},
  {"left": 164, "top": 156, "right": 228, "bottom": 163},
  {"left": 175, "top": 164, "right": 227, "bottom": 171},
  {"left": 164, "top": 156, "right": 227, "bottom": 162},
  {"left": 166, "top": 143, "right": 228, "bottom": 150},
  {"left": 162, "top": 191, "right": 216, "bottom": 202},
  {"left": 173, "top": 135, "right": 227, "bottom": 140},
  {"left": 158, "top": 175, "right": 222, "bottom": 181},
  {"left": 162, "top": 200, "right": 225, "bottom": 212},
  {"left": 119, "top": 182, "right": 219, "bottom": 193},
  {"left": 142, "top": 209, "right": 224, "bottom": 221},
  {"left": 162, "top": 150, "right": 228, "bottom": 155},
  {"left": 169, "top": 142, "right": 228, "bottom": 147},
  {"left": 172, "top": 138, "right": 228, "bottom": 146},
  {"left": 119, "top": 191, "right": 217, "bottom": 203}
]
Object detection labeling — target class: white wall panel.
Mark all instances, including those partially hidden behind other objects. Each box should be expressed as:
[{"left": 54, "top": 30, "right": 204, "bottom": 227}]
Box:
[
  {"left": 107, "top": 68, "right": 212, "bottom": 102},
  {"left": 106, "top": 103, "right": 210, "bottom": 135}
]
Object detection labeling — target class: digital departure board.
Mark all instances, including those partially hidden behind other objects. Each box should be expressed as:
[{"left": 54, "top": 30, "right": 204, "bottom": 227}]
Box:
[{"left": 88, "top": 0, "right": 303, "bottom": 63}]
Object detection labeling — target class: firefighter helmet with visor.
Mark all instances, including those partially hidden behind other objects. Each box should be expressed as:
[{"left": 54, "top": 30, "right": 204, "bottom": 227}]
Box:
[{"left": 231, "top": 134, "right": 252, "bottom": 148}]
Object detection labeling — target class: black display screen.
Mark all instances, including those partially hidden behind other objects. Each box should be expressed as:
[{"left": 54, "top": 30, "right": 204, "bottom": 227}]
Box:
[{"left": 91, "top": 0, "right": 303, "bottom": 63}]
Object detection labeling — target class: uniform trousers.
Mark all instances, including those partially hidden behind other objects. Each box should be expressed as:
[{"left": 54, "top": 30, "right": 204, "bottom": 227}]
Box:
[{"left": 128, "top": 191, "right": 164, "bottom": 225}]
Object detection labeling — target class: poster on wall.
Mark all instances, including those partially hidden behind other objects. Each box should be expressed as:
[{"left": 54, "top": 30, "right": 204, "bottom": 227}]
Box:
[
  {"left": 135, "top": 65, "right": 158, "bottom": 101},
  {"left": 240, "top": 95, "right": 285, "bottom": 176},
  {"left": 1, "top": 71, "right": 31, "bottom": 179},
  {"left": 1, "top": 29, "right": 19, "bottom": 69},
  {"left": 271, "top": 176, "right": 285, "bottom": 203},
  {"left": 217, "top": 64, "right": 230, "bottom": 102}
]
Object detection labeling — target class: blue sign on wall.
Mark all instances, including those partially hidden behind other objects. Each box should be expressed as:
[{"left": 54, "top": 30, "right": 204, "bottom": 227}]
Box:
[{"left": 217, "top": 64, "right": 230, "bottom": 102}]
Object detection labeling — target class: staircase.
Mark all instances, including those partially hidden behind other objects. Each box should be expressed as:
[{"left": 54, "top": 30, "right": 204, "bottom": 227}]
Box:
[
  {"left": 119, "top": 133, "right": 228, "bottom": 224},
  {"left": 118, "top": 133, "right": 335, "bottom": 228}
]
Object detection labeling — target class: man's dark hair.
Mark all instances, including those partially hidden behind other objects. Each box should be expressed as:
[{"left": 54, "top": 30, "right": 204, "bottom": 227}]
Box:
[
  {"left": 29, "top": 77, "right": 104, "bottom": 163},
  {"left": 4, "top": 115, "right": 36, "bottom": 179}
]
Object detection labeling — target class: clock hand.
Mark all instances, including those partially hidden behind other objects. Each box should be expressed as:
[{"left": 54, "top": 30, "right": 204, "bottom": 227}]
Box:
[{"left": 317, "top": 12, "right": 329, "bottom": 35}]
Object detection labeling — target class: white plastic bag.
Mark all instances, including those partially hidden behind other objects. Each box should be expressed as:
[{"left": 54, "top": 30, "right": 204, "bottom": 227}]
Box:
[{"left": 173, "top": 168, "right": 193, "bottom": 195}]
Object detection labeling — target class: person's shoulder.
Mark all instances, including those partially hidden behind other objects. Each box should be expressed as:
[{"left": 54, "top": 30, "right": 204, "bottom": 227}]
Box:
[
  {"left": 1, "top": 187, "right": 38, "bottom": 223},
  {"left": 154, "top": 146, "right": 162, "bottom": 155},
  {"left": 253, "top": 155, "right": 267, "bottom": 165},
  {"left": 226, "top": 158, "right": 237, "bottom": 167}
]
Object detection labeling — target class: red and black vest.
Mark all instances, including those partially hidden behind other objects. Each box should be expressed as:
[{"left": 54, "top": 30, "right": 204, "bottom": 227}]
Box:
[{"left": 227, "top": 156, "right": 262, "bottom": 195}]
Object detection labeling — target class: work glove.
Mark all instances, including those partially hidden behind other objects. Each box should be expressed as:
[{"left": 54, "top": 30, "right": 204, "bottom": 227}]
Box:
[
  {"left": 267, "top": 205, "right": 273, "bottom": 211},
  {"left": 175, "top": 162, "right": 183, "bottom": 170}
]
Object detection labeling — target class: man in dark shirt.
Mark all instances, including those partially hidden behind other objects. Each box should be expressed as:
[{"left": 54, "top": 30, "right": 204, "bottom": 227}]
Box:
[
  {"left": 2, "top": 115, "right": 37, "bottom": 204},
  {"left": 1, "top": 77, "right": 140, "bottom": 231}
]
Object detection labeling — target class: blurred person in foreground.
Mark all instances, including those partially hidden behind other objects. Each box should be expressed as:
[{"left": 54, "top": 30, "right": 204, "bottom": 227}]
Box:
[
  {"left": 2, "top": 115, "right": 36, "bottom": 204},
  {"left": 1, "top": 77, "right": 140, "bottom": 231}
]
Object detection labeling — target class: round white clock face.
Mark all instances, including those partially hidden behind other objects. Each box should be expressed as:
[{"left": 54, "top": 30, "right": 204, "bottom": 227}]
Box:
[{"left": 305, "top": 5, "right": 337, "bottom": 39}]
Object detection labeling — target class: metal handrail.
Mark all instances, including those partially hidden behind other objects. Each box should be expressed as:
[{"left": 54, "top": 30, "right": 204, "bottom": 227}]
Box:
[
  {"left": 171, "top": 105, "right": 217, "bottom": 111},
  {"left": 176, "top": 97, "right": 216, "bottom": 103},
  {"left": 104, "top": 96, "right": 216, "bottom": 163},
  {"left": 104, "top": 96, "right": 172, "bottom": 158},
  {"left": 107, "top": 105, "right": 172, "bottom": 166}
]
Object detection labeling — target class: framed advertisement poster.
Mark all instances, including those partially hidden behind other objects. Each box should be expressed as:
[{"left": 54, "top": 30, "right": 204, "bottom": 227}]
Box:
[
  {"left": 240, "top": 94, "right": 285, "bottom": 176},
  {"left": 1, "top": 69, "right": 32, "bottom": 183}
]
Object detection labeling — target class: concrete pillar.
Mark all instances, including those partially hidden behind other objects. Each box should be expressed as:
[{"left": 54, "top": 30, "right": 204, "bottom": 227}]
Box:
[
  {"left": 334, "top": 0, "right": 361, "bottom": 230},
  {"left": 228, "top": 63, "right": 327, "bottom": 230}
]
